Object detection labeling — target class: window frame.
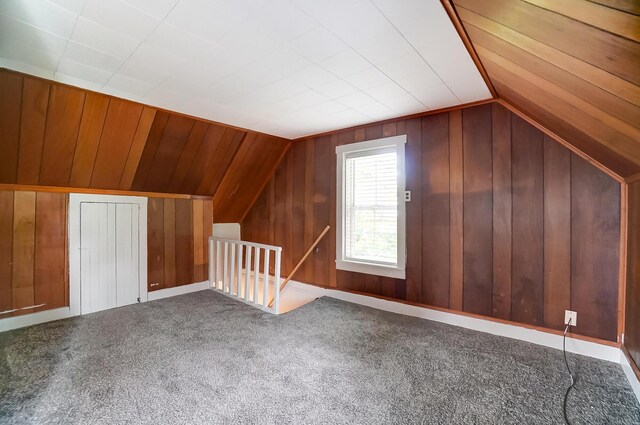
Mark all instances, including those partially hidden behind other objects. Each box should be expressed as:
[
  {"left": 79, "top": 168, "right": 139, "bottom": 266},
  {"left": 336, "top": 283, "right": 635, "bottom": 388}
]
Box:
[{"left": 335, "top": 134, "right": 407, "bottom": 279}]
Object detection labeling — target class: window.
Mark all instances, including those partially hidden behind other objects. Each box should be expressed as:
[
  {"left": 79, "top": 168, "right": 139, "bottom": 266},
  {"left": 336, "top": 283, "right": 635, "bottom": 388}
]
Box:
[{"left": 336, "top": 135, "right": 406, "bottom": 279}]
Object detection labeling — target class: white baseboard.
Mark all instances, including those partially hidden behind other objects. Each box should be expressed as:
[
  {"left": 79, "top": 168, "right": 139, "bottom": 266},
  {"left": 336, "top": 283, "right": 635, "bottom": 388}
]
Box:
[
  {"left": 0, "top": 307, "right": 74, "bottom": 333},
  {"left": 621, "top": 351, "right": 640, "bottom": 401},
  {"left": 286, "top": 280, "right": 621, "bottom": 362},
  {"left": 287, "top": 279, "right": 640, "bottom": 401},
  {"left": 0, "top": 281, "right": 212, "bottom": 333},
  {"left": 147, "top": 281, "right": 211, "bottom": 301}
]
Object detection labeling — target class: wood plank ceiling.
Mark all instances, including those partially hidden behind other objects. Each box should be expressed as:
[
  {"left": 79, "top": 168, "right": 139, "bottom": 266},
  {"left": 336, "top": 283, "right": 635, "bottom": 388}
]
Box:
[
  {"left": 450, "top": 0, "right": 640, "bottom": 180},
  {"left": 0, "top": 69, "right": 291, "bottom": 221}
]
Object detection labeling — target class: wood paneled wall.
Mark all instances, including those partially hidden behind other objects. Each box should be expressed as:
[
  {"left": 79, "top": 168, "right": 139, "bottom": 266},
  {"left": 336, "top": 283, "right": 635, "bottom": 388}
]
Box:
[
  {"left": 0, "top": 68, "right": 290, "bottom": 221},
  {"left": 625, "top": 181, "right": 640, "bottom": 368},
  {"left": 147, "top": 198, "right": 213, "bottom": 291},
  {"left": 242, "top": 103, "right": 622, "bottom": 342},
  {"left": 450, "top": 0, "right": 640, "bottom": 179},
  {"left": 0, "top": 190, "right": 67, "bottom": 318},
  {"left": 0, "top": 188, "right": 212, "bottom": 316}
]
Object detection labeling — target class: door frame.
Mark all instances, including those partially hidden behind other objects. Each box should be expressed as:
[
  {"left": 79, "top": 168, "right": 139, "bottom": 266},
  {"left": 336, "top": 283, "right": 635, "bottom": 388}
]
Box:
[{"left": 69, "top": 193, "right": 148, "bottom": 316}]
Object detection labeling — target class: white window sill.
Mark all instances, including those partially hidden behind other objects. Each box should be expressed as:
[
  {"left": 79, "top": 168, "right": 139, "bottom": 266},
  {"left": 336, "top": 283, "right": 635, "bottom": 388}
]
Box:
[{"left": 336, "top": 259, "right": 405, "bottom": 279}]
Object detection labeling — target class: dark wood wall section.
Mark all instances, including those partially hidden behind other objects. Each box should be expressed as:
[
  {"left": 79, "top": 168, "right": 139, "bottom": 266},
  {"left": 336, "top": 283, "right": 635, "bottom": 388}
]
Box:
[
  {"left": 0, "top": 190, "right": 68, "bottom": 318},
  {"left": 0, "top": 68, "right": 289, "bottom": 217},
  {"left": 212, "top": 133, "right": 292, "bottom": 223},
  {"left": 450, "top": 0, "right": 640, "bottom": 179},
  {"left": 147, "top": 198, "right": 213, "bottom": 291},
  {"left": 0, "top": 188, "right": 212, "bottom": 316},
  {"left": 624, "top": 181, "right": 640, "bottom": 369},
  {"left": 242, "top": 103, "right": 622, "bottom": 341}
]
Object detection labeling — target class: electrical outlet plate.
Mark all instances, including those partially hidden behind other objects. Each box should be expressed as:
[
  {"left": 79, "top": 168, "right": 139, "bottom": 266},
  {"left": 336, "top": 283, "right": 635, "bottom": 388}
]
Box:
[
  {"left": 404, "top": 191, "right": 411, "bottom": 202},
  {"left": 564, "top": 310, "right": 577, "bottom": 326}
]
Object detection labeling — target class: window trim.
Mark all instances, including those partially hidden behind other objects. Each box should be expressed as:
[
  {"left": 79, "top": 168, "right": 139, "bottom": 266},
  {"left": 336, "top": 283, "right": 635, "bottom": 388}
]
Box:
[{"left": 335, "top": 134, "right": 407, "bottom": 279}]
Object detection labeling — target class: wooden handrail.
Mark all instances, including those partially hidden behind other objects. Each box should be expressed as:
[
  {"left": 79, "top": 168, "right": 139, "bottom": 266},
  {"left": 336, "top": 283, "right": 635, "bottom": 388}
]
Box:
[{"left": 267, "top": 225, "right": 330, "bottom": 308}]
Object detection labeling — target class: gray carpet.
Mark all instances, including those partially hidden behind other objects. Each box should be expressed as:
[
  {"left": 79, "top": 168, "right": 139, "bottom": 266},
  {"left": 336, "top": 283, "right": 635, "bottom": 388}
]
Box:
[{"left": 0, "top": 290, "right": 638, "bottom": 424}]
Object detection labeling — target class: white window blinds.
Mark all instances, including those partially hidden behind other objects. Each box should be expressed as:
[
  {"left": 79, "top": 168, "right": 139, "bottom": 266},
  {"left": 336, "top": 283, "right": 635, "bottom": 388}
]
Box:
[
  {"left": 336, "top": 134, "right": 406, "bottom": 279},
  {"left": 344, "top": 147, "right": 398, "bottom": 266}
]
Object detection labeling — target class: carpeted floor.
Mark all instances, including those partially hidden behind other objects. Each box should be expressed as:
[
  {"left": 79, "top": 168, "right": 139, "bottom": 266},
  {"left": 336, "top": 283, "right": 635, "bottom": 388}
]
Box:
[{"left": 1, "top": 290, "right": 638, "bottom": 424}]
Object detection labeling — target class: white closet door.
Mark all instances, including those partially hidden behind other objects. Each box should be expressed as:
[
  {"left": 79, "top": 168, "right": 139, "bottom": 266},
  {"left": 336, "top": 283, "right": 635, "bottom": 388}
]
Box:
[
  {"left": 80, "top": 203, "right": 117, "bottom": 314},
  {"left": 115, "top": 204, "right": 140, "bottom": 307}
]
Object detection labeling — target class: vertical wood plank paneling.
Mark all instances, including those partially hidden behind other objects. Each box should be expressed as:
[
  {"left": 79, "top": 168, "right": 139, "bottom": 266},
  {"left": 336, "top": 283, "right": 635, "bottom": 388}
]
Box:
[
  {"left": 193, "top": 199, "right": 204, "bottom": 282},
  {"left": 163, "top": 198, "right": 176, "bottom": 288},
  {"left": 203, "top": 199, "right": 213, "bottom": 279},
  {"left": 34, "top": 192, "right": 67, "bottom": 311},
  {"left": 285, "top": 151, "right": 295, "bottom": 276},
  {"left": 462, "top": 105, "right": 493, "bottom": 316},
  {"left": 147, "top": 198, "right": 165, "bottom": 290},
  {"left": 0, "top": 72, "right": 22, "bottom": 184},
  {"left": 449, "top": 110, "right": 464, "bottom": 310},
  {"left": 143, "top": 115, "right": 194, "bottom": 193},
  {"left": 12, "top": 191, "right": 36, "bottom": 312},
  {"left": 0, "top": 192, "right": 14, "bottom": 312},
  {"left": 175, "top": 199, "right": 194, "bottom": 286},
  {"left": 131, "top": 112, "right": 170, "bottom": 191},
  {"left": 197, "top": 130, "right": 245, "bottom": 196},
  {"left": 491, "top": 103, "right": 512, "bottom": 320},
  {"left": 68, "top": 93, "right": 110, "bottom": 188},
  {"left": 39, "top": 85, "right": 85, "bottom": 186},
  {"left": 625, "top": 182, "right": 640, "bottom": 364},
  {"left": 303, "top": 139, "right": 315, "bottom": 283},
  {"left": 119, "top": 106, "right": 156, "bottom": 190},
  {"left": 17, "top": 78, "right": 50, "bottom": 185},
  {"left": 511, "top": 115, "right": 544, "bottom": 326},
  {"left": 313, "top": 136, "right": 331, "bottom": 286},
  {"left": 421, "top": 114, "right": 450, "bottom": 308},
  {"left": 90, "top": 99, "right": 144, "bottom": 189},
  {"left": 571, "top": 154, "right": 620, "bottom": 341},
  {"left": 543, "top": 136, "right": 571, "bottom": 330},
  {"left": 180, "top": 125, "right": 227, "bottom": 195},
  {"left": 167, "top": 121, "right": 209, "bottom": 193},
  {"left": 382, "top": 122, "right": 397, "bottom": 137},
  {"left": 405, "top": 119, "right": 423, "bottom": 302},
  {"left": 268, "top": 176, "right": 276, "bottom": 247},
  {"left": 273, "top": 160, "right": 288, "bottom": 273},
  {"left": 239, "top": 104, "right": 623, "bottom": 342}
]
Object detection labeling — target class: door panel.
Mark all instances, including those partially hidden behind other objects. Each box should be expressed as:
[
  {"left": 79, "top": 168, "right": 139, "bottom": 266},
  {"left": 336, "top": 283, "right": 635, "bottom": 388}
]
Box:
[
  {"left": 80, "top": 202, "right": 141, "bottom": 314},
  {"left": 116, "top": 203, "right": 140, "bottom": 307},
  {"left": 80, "top": 202, "right": 116, "bottom": 314}
]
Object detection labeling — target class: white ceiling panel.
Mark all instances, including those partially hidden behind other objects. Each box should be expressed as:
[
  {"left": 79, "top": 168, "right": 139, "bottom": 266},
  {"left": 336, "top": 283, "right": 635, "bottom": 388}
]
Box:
[
  {"left": 82, "top": 0, "right": 159, "bottom": 41},
  {"left": 0, "top": 0, "right": 491, "bottom": 138}
]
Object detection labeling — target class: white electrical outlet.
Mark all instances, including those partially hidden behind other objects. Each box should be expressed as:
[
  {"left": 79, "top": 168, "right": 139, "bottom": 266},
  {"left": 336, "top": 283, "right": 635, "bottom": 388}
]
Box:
[
  {"left": 564, "top": 310, "right": 577, "bottom": 326},
  {"left": 404, "top": 191, "right": 411, "bottom": 202}
]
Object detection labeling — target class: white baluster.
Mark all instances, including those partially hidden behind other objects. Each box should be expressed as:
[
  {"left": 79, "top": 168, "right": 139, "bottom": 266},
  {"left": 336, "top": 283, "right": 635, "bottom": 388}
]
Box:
[
  {"left": 253, "top": 247, "right": 260, "bottom": 303},
  {"left": 209, "top": 238, "right": 214, "bottom": 288},
  {"left": 274, "top": 249, "right": 281, "bottom": 314},
  {"left": 223, "top": 242, "right": 229, "bottom": 293},
  {"left": 263, "top": 249, "right": 270, "bottom": 307},
  {"left": 215, "top": 240, "right": 221, "bottom": 290},
  {"left": 230, "top": 242, "right": 237, "bottom": 295},
  {"left": 236, "top": 244, "right": 243, "bottom": 299},
  {"left": 244, "top": 246, "right": 252, "bottom": 302}
]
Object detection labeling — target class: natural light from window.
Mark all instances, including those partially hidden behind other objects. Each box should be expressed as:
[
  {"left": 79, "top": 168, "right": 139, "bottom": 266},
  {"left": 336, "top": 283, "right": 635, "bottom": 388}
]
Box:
[
  {"left": 336, "top": 134, "right": 406, "bottom": 279},
  {"left": 344, "top": 148, "right": 397, "bottom": 265}
]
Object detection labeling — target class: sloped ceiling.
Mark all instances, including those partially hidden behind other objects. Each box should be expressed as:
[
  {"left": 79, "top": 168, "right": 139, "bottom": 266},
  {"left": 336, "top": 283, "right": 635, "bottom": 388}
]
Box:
[
  {"left": 451, "top": 0, "right": 640, "bottom": 179},
  {"left": 0, "top": 69, "right": 290, "bottom": 221},
  {"left": 0, "top": 0, "right": 491, "bottom": 139}
]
